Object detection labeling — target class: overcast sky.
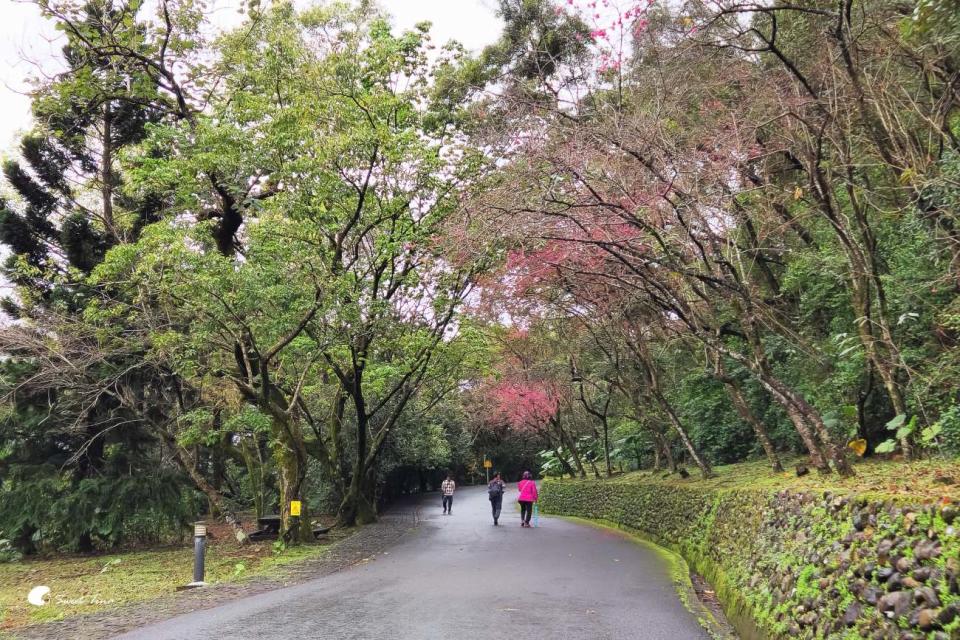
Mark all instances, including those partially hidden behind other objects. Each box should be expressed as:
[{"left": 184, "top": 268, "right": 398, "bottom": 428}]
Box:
[{"left": 0, "top": 0, "right": 504, "bottom": 155}]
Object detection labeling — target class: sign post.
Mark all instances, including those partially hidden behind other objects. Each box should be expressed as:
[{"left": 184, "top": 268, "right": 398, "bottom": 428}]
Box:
[{"left": 483, "top": 458, "right": 492, "bottom": 483}]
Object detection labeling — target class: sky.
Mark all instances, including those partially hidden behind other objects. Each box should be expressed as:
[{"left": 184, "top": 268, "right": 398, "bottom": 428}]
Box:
[{"left": 0, "top": 0, "right": 505, "bottom": 155}]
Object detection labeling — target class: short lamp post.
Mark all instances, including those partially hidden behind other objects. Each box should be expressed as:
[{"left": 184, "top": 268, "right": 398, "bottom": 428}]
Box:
[{"left": 187, "top": 522, "right": 208, "bottom": 588}]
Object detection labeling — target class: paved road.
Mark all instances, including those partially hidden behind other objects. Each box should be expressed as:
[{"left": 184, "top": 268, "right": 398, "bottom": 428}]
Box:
[{"left": 117, "top": 486, "right": 710, "bottom": 640}]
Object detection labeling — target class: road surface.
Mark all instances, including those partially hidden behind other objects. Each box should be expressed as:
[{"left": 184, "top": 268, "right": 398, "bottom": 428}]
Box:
[{"left": 117, "top": 486, "right": 711, "bottom": 640}]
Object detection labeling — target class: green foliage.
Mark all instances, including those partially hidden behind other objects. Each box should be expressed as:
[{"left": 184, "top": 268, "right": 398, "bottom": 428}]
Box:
[
  {"left": 537, "top": 448, "right": 567, "bottom": 477},
  {"left": 0, "top": 536, "right": 21, "bottom": 563},
  {"left": 909, "top": 0, "right": 960, "bottom": 55},
  {"left": 673, "top": 370, "right": 755, "bottom": 464},
  {"left": 923, "top": 404, "right": 960, "bottom": 456},
  {"left": 0, "top": 470, "right": 201, "bottom": 553}
]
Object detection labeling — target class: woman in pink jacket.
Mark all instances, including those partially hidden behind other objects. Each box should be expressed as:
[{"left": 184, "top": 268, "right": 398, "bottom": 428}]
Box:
[{"left": 517, "top": 470, "right": 538, "bottom": 527}]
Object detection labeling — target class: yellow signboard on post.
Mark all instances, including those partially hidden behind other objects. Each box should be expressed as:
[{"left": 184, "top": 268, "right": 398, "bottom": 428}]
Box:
[
  {"left": 483, "top": 459, "right": 492, "bottom": 469},
  {"left": 290, "top": 500, "right": 302, "bottom": 517}
]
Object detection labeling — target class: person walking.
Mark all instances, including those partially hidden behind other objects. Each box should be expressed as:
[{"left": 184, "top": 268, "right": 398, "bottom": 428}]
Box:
[
  {"left": 487, "top": 472, "right": 505, "bottom": 525},
  {"left": 441, "top": 472, "right": 456, "bottom": 515},
  {"left": 517, "top": 470, "right": 538, "bottom": 528}
]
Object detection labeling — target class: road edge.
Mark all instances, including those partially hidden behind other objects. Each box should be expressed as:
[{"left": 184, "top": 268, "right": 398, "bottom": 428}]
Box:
[{"left": 554, "top": 515, "right": 737, "bottom": 640}]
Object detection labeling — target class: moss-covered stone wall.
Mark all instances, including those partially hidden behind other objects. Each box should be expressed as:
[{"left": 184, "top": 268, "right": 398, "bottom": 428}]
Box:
[{"left": 540, "top": 476, "right": 960, "bottom": 639}]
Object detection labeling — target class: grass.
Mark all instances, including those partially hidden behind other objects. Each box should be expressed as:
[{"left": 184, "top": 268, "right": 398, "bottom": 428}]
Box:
[
  {"left": 601, "top": 455, "right": 960, "bottom": 502},
  {"left": 0, "top": 537, "right": 334, "bottom": 632}
]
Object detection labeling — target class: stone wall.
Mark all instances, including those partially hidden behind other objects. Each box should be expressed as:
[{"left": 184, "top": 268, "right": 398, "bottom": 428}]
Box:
[{"left": 540, "top": 476, "right": 960, "bottom": 639}]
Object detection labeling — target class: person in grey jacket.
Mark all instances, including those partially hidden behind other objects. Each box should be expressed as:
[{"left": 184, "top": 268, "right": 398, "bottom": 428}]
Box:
[{"left": 487, "top": 471, "right": 505, "bottom": 525}]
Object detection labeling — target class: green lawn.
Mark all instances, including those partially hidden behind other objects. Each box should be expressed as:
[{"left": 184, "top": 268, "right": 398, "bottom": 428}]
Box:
[
  {"left": 604, "top": 455, "right": 960, "bottom": 502},
  {"left": 0, "top": 539, "right": 332, "bottom": 632}
]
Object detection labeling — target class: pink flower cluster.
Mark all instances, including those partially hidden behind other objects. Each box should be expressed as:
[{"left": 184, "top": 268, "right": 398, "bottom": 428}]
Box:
[
  {"left": 489, "top": 380, "right": 560, "bottom": 432},
  {"left": 561, "top": 0, "right": 655, "bottom": 74}
]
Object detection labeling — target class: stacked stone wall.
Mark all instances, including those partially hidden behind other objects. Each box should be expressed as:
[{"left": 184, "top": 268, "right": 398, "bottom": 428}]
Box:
[{"left": 541, "top": 477, "right": 960, "bottom": 639}]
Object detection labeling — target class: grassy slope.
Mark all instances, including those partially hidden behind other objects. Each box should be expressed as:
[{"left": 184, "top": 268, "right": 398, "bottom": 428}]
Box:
[
  {"left": 611, "top": 456, "right": 960, "bottom": 502},
  {"left": 0, "top": 538, "right": 333, "bottom": 631}
]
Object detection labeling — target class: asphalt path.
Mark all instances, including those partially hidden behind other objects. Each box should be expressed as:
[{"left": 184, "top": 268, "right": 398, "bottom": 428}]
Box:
[{"left": 116, "top": 485, "right": 710, "bottom": 640}]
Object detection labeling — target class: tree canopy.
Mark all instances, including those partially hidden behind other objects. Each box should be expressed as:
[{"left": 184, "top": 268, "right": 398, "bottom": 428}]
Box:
[{"left": 2, "top": 0, "right": 960, "bottom": 553}]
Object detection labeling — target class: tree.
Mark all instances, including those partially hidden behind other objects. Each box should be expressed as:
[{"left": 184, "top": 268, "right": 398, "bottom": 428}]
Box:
[
  {"left": 86, "top": 2, "right": 493, "bottom": 532},
  {"left": 0, "top": 0, "right": 194, "bottom": 554}
]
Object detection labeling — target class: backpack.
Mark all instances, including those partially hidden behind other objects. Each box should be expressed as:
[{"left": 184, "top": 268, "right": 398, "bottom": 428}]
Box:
[{"left": 488, "top": 480, "right": 503, "bottom": 499}]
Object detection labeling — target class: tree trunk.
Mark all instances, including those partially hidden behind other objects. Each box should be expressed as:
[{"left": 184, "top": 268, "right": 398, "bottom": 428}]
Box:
[
  {"left": 850, "top": 278, "right": 914, "bottom": 459},
  {"left": 718, "top": 314, "right": 837, "bottom": 474},
  {"left": 338, "top": 465, "right": 378, "bottom": 526},
  {"left": 272, "top": 417, "right": 312, "bottom": 543},
  {"left": 163, "top": 431, "right": 250, "bottom": 544},
  {"left": 554, "top": 418, "right": 588, "bottom": 478},
  {"left": 725, "top": 380, "right": 783, "bottom": 472},
  {"left": 576, "top": 379, "right": 613, "bottom": 477},
  {"left": 807, "top": 158, "right": 908, "bottom": 461},
  {"left": 544, "top": 431, "right": 577, "bottom": 478},
  {"left": 790, "top": 392, "right": 855, "bottom": 476},
  {"left": 589, "top": 457, "right": 602, "bottom": 479},
  {"left": 655, "top": 392, "right": 713, "bottom": 478},
  {"left": 601, "top": 416, "right": 612, "bottom": 477},
  {"left": 713, "top": 354, "right": 784, "bottom": 472},
  {"left": 653, "top": 427, "right": 676, "bottom": 472},
  {"left": 638, "top": 351, "right": 713, "bottom": 478},
  {"left": 239, "top": 436, "right": 267, "bottom": 520},
  {"left": 101, "top": 100, "right": 115, "bottom": 240},
  {"left": 739, "top": 350, "right": 853, "bottom": 476}
]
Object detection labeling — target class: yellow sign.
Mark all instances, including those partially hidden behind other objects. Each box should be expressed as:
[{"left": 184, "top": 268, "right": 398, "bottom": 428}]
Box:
[
  {"left": 848, "top": 439, "right": 867, "bottom": 457},
  {"left": 290, "top": 500, "right": 302, "bottom": 517},
  {"left": 483, "top": 460, "right": 492, "bottom": 469}
]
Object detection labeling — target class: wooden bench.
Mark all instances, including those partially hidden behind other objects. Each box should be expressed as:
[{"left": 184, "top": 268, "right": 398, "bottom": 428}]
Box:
[{"left": 247, "top": 515, "right": 331, "bottom": 541}]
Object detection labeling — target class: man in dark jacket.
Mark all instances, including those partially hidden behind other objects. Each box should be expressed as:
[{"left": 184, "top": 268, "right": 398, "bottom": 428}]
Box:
[{"left": 487, "top": 471, "right": 505, "bottom": 525}]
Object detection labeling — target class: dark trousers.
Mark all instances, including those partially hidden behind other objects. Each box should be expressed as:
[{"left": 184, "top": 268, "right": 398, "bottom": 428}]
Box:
[
  {"left": 519, "top": 500, "right": 533, "bottom": 524},
  {"left": 442, "top": 495, "right": 453, "bottom": 512},
  {"left": 490, "top": 496, "right": 502, "bottom": 522}
]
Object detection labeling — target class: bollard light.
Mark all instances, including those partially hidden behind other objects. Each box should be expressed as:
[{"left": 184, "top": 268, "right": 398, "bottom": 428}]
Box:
[{"left": 189, "top": 522, "right": 208, "bottom": 588}]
